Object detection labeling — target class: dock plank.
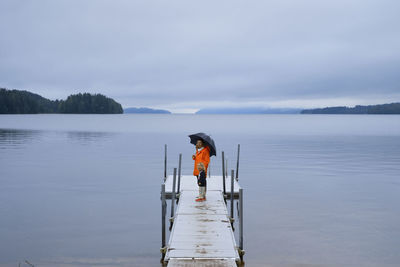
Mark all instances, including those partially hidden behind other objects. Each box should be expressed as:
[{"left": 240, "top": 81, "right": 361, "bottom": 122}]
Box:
[{"left": 165, "top": 190, "right": 239, "bottom": 264}]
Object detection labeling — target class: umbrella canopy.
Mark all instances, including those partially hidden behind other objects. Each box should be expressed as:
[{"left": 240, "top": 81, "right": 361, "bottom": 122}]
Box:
[{"left": 188, "top": 132, "right": 216, "bottom": 157}]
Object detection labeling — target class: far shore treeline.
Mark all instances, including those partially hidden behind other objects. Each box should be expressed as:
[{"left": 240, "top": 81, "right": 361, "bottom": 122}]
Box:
[
  {"left": 301, "top": 103, "right": 400, "bottom": 114},
  {"left": 0, "top": 88, "right": 123, "bottom": 114},
  {"left": 1, "top": 88, "right": 400, "bottom": 115}
]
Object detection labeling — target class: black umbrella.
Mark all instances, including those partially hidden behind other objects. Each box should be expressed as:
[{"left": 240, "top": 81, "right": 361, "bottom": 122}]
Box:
[{"left": 188, "top": 132, "right": 216, "bottom": 157}]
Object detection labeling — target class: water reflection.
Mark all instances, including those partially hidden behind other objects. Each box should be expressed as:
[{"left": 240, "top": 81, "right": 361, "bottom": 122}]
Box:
[
  {"left": 0, "top": 129, "right": 115, "bottom": 149},
  {"left": 66, "top": 131, "right": 115, "bottom": 145},
  {"left": 0, "top": 128, "right": 41, "bottom": 149}
]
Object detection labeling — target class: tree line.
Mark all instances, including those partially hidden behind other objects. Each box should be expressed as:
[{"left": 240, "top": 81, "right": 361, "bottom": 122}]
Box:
[
  {"left": 0, "top": 88, "right": 123, "bottom": 114},
  {"left": 301, "top": 103, "right": 400, "bottom": 114}
]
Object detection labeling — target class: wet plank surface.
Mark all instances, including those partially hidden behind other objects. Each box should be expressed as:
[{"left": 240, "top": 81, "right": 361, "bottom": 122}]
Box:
[{"left": 164, "top": 190, "right": 239, "bottom": 264}]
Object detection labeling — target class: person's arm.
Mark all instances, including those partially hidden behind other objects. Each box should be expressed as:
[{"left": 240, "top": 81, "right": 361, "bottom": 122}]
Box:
[{"left": 202, "top": 148, "right": 210, "bottom": 166}]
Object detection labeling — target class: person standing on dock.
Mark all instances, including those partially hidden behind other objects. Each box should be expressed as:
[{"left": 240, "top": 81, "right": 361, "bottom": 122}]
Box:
[
  {"left": 192, "top": 138, "right": 210, "bottom": 201},
  {"left": 192, "top": 139, "right": 210, "bottom": 177},
  {"left": 196, "top": 162, "right": 207, "bottom": 201}
]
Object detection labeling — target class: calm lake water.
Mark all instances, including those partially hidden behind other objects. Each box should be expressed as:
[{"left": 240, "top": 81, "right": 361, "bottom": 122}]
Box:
[{"left": 1, "top": 114, "right": 400, "bottom": 267}]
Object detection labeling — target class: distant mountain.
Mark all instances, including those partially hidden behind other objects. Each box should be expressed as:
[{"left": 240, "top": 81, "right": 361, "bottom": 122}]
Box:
[
  {"left": 301, "top": 103, "right": 400, "bottom": 114},
  {"left": 195, "top": 107, "right": 302, "bottom": 114},
  {"left": 0, "top": 88, "right": 123, "bottom": 114},
  {"left": 124, "top": 107, "right": 171, "bottom": 114}
]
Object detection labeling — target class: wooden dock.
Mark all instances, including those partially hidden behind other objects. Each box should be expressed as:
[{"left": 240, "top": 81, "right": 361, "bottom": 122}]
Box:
[{"left": 162, "top": 174, "right": 243, "bottom": 266}]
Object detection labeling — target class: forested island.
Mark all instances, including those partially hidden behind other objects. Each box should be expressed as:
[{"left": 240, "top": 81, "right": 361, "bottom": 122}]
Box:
[
  {"left": 301, "top": 103, "right": 400, "bottom": 114},
  {"left": 0, "top": 88, "right": 123, "bottom": 114}
]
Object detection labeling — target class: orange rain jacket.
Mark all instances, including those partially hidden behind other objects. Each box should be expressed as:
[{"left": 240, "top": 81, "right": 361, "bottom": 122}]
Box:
[{"left": 193, "top": 146, "right": 210, "bottom": 177}]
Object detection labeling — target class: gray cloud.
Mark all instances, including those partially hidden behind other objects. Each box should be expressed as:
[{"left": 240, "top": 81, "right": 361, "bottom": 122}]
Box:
[{"left": 1, "top": 0, "right": 399, "bottom": 112}]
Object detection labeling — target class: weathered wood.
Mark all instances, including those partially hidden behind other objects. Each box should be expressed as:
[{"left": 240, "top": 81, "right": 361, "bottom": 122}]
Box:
[{"left": 164, "top": 190, "right": 240, "bottom": 264}]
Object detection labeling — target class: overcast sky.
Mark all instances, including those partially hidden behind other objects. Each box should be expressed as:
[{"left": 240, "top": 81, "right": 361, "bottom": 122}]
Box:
[{"left": 1, "top": 0, "right": 399, "bottom": 113}]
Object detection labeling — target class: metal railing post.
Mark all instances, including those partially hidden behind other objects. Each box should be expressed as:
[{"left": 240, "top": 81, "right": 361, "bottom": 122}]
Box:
[
  {"left": 239, "top": 188, "right": 245, "bottom": 261},
  {"left": 161, "top": 183, "right": 166, "bottom": 258},
  {"left": 170, "top": 168, "right": 177, "bottom": 230},
  {"left": 177, "top": 154, "right": 182, "bottom": 198},
  {"left": 222, "top": 151, "right": 226, "bottom": 195},
  {"left": 236, "top": 144, "right": 240, "bottom": 181},
  {"left": 230, "top": 169, "right": 234, "bottom": 223},
  {"left": 225, "top": 159, "right": 228, "bottom": 177},
  {"left": 239, "top": 188, "right": 244, "bottom": 250},
  {"left": 164, "top": 144, "right": 167, "bottom": 182}
]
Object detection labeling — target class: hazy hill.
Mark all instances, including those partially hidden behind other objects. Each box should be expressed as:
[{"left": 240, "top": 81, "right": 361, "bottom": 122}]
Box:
[
  {"left": 195, "top": 107, "right": 302, "bottom": 114},
  {"left": 301, "top": 103, "right": 400, "bottom": 114},
  {"left": 124, "top": 107, "right": 171, "bottom": 114}
]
